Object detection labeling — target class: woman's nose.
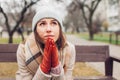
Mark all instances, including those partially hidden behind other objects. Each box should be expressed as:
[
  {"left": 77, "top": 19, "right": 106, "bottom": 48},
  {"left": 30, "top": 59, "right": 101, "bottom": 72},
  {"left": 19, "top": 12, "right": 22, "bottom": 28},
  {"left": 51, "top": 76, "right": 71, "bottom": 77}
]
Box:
[{"left": 46, "top": 25, "right": 51, "bottom": 32}]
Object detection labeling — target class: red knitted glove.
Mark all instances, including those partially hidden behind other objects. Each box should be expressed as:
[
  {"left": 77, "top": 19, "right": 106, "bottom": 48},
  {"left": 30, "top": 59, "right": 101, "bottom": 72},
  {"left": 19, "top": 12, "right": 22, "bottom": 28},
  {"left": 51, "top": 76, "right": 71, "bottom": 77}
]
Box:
[
  {"left": 40, "top": 38, "right": 52, "bottom": 74},
  {"left": 51, "top": 40, "right": 59, "bottom": 68}
]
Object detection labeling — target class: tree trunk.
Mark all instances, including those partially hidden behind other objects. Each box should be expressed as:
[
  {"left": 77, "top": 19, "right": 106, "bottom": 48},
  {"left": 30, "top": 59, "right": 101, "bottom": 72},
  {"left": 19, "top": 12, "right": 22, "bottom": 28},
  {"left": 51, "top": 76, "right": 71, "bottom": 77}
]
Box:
[
  {"left": 20, "top": 32, "right": 24, "bottom": 41},
  {"left": 76, "top": 27, "right": 80, "bottom": 33},
  {"left": 89, "top": 29, "right": 94, "bottom": 40},
  {"left": 8, "top": 33, "right": 13, "bottom": 43}
]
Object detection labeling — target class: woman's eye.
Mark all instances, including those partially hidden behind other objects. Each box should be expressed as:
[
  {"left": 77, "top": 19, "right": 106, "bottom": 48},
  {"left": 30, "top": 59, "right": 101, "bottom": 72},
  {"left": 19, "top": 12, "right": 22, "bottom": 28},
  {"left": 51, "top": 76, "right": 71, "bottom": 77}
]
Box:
[
  {"left": 52, "top": 21, "right": 58, "bottom": 25},
  {"left": 40, "top": 23, "right": 46, "bottom": 26}
]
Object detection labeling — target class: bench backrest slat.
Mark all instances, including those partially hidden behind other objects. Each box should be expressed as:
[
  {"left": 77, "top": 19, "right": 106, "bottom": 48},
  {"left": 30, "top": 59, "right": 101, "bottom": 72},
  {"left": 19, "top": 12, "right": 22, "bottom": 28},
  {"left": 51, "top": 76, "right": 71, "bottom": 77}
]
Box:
[
  {"left": 0, "top": 44, "right": 18, "bottom": 62},
  {"left": 75, "top": 45, "right": 109, "bottom": 62},
  {"left": 0, "top": 44, "right": 109, "bottom": 62}
]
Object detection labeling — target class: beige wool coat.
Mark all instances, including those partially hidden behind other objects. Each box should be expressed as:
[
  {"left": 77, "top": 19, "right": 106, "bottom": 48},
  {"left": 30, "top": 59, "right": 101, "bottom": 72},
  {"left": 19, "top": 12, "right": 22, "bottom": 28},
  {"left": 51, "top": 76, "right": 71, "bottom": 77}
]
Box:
[{"left": 16, "top": 33, "right": 76, "bottom": 80}]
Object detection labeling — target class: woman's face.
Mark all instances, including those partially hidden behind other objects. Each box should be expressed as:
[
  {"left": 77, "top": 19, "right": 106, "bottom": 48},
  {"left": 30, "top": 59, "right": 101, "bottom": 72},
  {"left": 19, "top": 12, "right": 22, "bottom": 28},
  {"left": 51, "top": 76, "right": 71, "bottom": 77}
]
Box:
[{"left": 36, "top": 18, "right": 60, "bottom": 43}]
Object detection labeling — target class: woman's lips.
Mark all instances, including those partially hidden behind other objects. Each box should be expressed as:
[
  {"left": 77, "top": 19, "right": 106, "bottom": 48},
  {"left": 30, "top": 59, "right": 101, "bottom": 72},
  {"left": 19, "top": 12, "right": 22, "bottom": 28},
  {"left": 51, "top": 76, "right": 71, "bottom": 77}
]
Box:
[
  {"left": 44, "top": 35, "right": 55, "bottom": 42},
  {"left": 44, "top": 35, "right": 54, "bottom": 38}
]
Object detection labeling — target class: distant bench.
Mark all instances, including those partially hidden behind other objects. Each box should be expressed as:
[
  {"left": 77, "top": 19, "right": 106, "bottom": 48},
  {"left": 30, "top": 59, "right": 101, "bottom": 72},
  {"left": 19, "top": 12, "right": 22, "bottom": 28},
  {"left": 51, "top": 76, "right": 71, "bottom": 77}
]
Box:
[
  {"left": 0, "top": 44, "right": 120, "bottom": 80},
  {"left": 109, "top": 31, "right": 120, "bottom": 45}
]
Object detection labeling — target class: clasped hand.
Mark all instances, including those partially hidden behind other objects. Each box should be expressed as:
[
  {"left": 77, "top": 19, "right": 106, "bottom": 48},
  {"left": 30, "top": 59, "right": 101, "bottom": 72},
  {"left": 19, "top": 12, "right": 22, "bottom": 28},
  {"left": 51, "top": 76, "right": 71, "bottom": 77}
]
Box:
[{"left": 40, "top": 38, "right": 59, "bottom": 74}]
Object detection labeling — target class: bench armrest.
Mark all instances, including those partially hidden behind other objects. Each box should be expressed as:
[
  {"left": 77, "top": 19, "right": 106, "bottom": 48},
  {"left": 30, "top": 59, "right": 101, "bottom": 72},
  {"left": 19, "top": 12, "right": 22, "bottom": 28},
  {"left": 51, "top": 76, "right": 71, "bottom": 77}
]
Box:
[
  {"left": 105, "top": 56, "right": 120, "bottom": 76},
  {"left": 106, "top": 56, "right": 120, "bottom": 77},
  {"left": 110, "top": 56, "right": 120, "bottom": 63}
]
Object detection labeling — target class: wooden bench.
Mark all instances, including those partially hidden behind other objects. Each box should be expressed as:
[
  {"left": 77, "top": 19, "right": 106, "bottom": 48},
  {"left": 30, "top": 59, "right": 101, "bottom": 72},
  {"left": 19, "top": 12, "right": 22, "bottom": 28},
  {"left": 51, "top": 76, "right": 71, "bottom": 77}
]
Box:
[
  {"left": 0, "top": 44, "right": 120, "bottom": 80},
  {"left": 109, "top": 31, "right": 120, "bottom": 45}
]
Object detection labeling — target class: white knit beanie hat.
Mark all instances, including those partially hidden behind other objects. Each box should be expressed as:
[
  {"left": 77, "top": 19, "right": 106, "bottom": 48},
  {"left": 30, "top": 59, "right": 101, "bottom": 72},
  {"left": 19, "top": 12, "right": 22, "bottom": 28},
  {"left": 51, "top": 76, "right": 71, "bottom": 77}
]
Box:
[{"left": 32, "top": 6, "right": 64, "bottom": 32}]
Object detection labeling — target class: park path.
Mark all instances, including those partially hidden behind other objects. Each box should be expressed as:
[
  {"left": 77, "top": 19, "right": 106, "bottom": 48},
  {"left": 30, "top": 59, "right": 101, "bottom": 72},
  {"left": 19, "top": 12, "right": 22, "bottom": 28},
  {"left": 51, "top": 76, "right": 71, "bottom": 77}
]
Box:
[{"left": 66, "top": 34, "right": 120, "bottom": 80}]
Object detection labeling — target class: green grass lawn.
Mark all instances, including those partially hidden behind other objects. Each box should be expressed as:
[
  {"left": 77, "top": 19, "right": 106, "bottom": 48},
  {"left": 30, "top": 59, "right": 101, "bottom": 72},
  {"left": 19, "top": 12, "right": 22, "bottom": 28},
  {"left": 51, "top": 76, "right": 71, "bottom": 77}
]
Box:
[
  {"left": 75, "top": 32, "right": 120, "bottom": 45},
  {"left": 1, "top": 32, "right": 120, "bottom": 44},
  {"left": 0, "top": 37, "right": 22, "bottom": 44}
]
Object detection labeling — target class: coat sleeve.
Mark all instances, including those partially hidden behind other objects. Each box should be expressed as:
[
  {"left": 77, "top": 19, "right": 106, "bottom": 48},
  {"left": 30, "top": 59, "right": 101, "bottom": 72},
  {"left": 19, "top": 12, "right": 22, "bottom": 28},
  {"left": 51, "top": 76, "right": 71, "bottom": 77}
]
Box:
[
  {"left": 16, "top": 43, "right": 52, "bottom": 80},
  {"left": 16, "top": 43, "right": 33, "bottom": 80},
  {"left": 64, "top": 44, "right": 76, "bottom": 80},
  {"left": 52, "top": 43, "right": 76, "bottom": 80}
]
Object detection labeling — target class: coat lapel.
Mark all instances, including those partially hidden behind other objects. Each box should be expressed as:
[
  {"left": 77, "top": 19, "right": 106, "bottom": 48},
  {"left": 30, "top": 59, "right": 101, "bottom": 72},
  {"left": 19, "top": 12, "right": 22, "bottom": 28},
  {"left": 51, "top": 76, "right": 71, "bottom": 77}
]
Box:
[{"left": 24, "top": 33, "right": 43, "bottom": 74}]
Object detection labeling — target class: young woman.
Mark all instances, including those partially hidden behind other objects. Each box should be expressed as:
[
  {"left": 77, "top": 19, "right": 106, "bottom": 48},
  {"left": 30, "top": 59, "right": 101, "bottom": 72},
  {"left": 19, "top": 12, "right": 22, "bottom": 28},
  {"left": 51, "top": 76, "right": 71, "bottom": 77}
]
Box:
[{"left": 16, "top": 6, "right": 76, "bottom": 80}]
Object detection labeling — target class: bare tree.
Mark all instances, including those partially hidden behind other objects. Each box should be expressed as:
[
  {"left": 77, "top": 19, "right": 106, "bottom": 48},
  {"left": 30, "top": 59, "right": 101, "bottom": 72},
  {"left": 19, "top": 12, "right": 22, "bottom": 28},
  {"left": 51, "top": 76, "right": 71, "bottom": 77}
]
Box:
[
  {"left": 65, "top": 4, "right": 86, "bottom": 33},
  {"left": 69, "top": 0, "right": 101, "bottom": 40},
  {"left": 0, "top": 0, "right": 40, "bottom": 43}
]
